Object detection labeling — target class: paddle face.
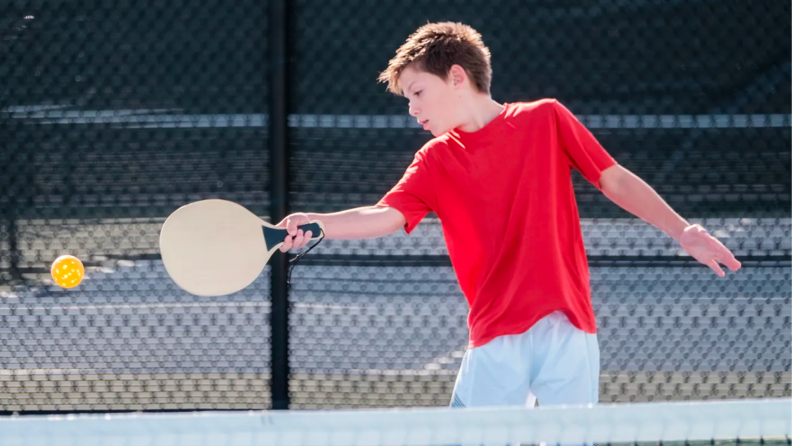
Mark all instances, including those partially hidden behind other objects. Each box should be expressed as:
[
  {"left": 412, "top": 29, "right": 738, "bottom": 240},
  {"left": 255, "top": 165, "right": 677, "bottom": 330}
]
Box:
[
  {"left": 160, "top": 200, "right": 273, "bottom": 296},
  {"left": 160, "top": 199, "right": 326, "bottom": 296}
]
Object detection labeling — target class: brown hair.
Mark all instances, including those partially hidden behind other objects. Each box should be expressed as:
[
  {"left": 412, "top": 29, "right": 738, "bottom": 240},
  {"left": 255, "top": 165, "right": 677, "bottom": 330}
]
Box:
[{"left": 378, "top": 22, "right": 492, "bottom": 96}]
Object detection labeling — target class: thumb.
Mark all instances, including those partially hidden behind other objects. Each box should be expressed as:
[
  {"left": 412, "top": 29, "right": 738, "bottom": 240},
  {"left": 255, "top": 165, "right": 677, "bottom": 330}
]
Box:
[
  {"left": 274, "top": 214, "right": 297, "bottom": 234},
  {"left": 287, "top": 214, "right": 310, "bottom": 236},
  {"left": 286, "top": 216, "right": 299, "bottom": 236}
]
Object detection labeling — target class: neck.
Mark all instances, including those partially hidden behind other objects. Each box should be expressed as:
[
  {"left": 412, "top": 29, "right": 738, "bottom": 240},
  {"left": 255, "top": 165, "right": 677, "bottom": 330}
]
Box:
[{"left": 456, "top": 96, "right": 504, "bottom": 133}]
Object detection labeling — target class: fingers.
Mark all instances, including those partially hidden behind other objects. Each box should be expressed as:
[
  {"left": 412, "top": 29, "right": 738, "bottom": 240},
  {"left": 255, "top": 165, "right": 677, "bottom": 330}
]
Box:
[
  {"left": 708, "top": 259, "right": 725, "bottom": 277},
  {"left": 291, "top": 229, "right": 306, "bottom": 248},
  {"left": 709, "top": 234, "right": 742, "bottom": 273},
  {"left": 293, "top": 230, "right": 313, "bottom": 248},
  {"left": 279, "top": 229, "right": 314, "bottom": 253},
  {"left": 716, "top": 249, "right": 742, "bottom": 272},
  {"left": 279, "top": 233, "right": 293, "bottom": 253},
  {"left": 280, "top": 230, "right": 301, "bottom": 253},
  {"left": 698, "top": 226, "right": 742, "bottom": 275}
]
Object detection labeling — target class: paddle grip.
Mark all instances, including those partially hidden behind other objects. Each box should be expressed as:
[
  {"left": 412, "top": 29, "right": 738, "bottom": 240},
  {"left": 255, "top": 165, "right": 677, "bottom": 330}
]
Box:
[
  {"left": 263, "top": 222, "right": 324, "bottom": 250},
  {"left": 296, "top": 222, "right": 323, "bottom": 238}
]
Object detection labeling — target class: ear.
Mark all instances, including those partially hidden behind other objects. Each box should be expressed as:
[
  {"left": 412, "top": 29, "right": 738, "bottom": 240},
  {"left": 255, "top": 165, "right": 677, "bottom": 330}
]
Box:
[{"left": 448, "top": 64, "right": 467, "bottom": 90}]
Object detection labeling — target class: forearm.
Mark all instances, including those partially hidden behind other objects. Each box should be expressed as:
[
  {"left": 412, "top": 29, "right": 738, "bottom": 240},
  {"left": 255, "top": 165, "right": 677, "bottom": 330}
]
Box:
[
  {"left": 305, "top": 206, "right": 404, "bottom": 239},
  {"left": 600, "top": 166, "right": 689, "bottom": 241}
]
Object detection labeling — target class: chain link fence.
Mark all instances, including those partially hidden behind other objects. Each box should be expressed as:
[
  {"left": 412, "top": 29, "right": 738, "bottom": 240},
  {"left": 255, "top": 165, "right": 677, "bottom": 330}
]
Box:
[{"left": 1, "top": 0, "right": 789, "bottom": 412}]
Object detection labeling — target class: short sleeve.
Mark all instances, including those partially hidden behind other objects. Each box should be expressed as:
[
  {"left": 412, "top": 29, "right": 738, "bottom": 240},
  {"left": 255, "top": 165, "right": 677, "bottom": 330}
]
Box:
[
  {"left": 376, "top": 150, "right": 435, "bottom": 234},
  {"left": 553, "top": 100, "right": 617, "bottom": 189}
]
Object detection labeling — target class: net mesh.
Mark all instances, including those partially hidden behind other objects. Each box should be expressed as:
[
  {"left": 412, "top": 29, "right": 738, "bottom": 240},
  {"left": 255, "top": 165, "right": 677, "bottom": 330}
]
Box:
[
  {"left": 2, "top": 399, "right": 791, "bottom": 446},
  {"left": 1, "top": 0, "right": 790, "bottom": 412}
]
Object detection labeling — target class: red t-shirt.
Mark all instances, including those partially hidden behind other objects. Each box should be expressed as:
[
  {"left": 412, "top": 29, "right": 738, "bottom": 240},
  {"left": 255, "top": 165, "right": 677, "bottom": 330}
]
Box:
[{"left": 377, "top": 99, "right": 617, "bottom": 348}]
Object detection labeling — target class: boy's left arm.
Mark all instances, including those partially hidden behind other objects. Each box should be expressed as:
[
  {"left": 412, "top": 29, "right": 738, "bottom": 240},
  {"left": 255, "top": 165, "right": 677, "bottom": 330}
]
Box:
[{"left": 597, "top": 164, "right": 742, "bottom": 277}]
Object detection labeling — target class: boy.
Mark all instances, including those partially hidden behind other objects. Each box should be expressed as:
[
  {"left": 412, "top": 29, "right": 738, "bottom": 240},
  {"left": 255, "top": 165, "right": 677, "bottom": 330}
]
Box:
[{"left": 277, "top": 22, "right": 741, "bottom": 408}]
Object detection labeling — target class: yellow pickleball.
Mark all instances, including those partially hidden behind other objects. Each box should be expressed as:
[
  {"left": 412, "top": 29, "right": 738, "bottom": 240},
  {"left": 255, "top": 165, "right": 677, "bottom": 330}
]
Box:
[{"left": 51, "top": 255, "right": 85, "bottom": 289}]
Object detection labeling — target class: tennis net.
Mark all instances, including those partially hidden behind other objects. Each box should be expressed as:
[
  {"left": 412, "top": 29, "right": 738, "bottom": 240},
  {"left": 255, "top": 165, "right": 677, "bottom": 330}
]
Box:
[{"left": 2, "top": 399, "right": 790, "bottom": 446}]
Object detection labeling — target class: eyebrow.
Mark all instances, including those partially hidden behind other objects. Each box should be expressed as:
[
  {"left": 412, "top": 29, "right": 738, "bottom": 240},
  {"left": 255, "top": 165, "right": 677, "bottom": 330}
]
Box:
[{"left": 405, "top": 81, "right": 417, "bottom": 95}]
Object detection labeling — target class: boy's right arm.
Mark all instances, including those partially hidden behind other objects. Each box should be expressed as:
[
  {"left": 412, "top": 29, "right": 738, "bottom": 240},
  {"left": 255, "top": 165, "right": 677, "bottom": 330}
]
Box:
[{"left": 277, "top": 206, "right": 406, "bottom": 252}]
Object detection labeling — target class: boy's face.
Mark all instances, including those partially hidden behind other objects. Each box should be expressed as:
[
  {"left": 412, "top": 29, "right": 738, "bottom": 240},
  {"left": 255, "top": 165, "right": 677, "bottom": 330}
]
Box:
[{"left": 399, "top": 64, "right": 463, "bottom": 137}]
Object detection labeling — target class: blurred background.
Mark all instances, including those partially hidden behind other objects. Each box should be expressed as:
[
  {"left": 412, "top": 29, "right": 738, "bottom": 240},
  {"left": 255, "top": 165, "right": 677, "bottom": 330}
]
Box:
[{"left": 0, "top": 0, "right": 789, "bottom": 413}]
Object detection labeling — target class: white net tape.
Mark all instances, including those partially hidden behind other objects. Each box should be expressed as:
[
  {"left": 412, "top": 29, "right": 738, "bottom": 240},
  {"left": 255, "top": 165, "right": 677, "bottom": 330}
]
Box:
[{"left": 2, "top": 399, "right": 790, "bottom": 446}]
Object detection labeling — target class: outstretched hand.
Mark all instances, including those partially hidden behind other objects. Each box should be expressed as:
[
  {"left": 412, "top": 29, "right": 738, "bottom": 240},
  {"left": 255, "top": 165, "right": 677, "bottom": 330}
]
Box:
[{"left": 678, "top": 224, "right": 741, "bottom": 277}]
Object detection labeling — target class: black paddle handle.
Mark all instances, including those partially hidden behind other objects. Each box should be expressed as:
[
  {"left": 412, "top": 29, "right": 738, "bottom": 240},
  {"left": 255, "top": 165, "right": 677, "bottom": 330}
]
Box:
[
  {"left": 263, "top": 222, "right": 324, "bottom": 250},
  {"left": 293, "top": 222, "right": 323, "bottom": 238}
]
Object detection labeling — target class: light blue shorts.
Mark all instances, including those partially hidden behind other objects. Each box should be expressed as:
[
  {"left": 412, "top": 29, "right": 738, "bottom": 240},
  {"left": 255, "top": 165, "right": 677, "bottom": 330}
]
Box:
[{"left": 450, "top": 311, "right": 600, "bottom": 408}]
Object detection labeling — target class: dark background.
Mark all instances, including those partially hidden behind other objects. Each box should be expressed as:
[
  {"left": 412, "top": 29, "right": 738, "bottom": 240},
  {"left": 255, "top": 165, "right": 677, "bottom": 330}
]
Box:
[{"left": 0, "top": 0, "right": 789, "bottom": 412}]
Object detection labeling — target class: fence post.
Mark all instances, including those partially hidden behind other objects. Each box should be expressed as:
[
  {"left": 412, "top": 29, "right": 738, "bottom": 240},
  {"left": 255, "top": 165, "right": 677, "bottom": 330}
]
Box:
[{"left": 268, "top": 0, "right": 291, "bottom": 410}]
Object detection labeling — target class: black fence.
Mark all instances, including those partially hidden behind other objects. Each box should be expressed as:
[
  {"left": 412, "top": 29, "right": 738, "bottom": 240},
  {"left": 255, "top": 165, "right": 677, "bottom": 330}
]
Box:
[{"left": 0, "top": 0, "right": 789, "bottom": 413}]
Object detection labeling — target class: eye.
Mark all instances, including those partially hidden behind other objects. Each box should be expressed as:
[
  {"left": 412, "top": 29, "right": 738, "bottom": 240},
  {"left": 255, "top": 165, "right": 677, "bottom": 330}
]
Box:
[{"left": 414, "top": 90, "right": 422, "bottom": 97}]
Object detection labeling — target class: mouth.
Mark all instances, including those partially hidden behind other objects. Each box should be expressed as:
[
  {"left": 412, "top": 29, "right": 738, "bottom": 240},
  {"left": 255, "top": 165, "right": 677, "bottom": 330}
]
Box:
[{"left": 418, "top": 119, "right": 430, "bottom": 130}]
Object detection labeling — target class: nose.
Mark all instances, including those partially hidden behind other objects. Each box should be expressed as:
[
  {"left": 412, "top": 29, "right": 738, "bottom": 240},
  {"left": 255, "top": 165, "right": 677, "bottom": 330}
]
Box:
[{"left": 409, "top": 103, "right": 420, "bottom": 117}]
